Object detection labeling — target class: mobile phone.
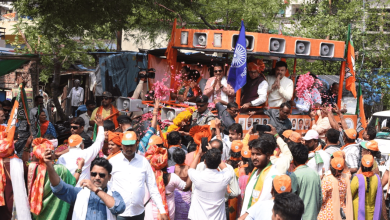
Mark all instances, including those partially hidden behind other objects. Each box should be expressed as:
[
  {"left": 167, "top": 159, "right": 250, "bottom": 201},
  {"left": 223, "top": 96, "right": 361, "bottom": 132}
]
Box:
[
  {"left": 255, "top": 125, "right": 271, "bottom": 132},
  {"left": 252, "top": 122, "right": 259, "bottom": 133},
  {"left": 201, "top": 137, "right": 209, "bottom": 153}
]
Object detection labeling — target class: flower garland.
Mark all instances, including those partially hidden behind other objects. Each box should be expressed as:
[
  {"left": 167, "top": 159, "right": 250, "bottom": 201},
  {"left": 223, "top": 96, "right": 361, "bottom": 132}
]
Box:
[
  {"left": 295, "top": 72, "right": 323, "bottom": 107},
  {"left": 164, "top": 107, "right": 196, "bottom": 138}
]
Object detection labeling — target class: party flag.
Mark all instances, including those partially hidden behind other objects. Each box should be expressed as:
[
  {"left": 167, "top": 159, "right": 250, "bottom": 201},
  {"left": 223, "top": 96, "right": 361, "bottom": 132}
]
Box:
[
  {"left": 228, "top": 20, "right": 247, "bottom": 92},
  {"left": 344, "top": 24, "right": 357, "bottom": 98},
  {"left": 355, "top": 82, "right": 367, "bottom": 133}
]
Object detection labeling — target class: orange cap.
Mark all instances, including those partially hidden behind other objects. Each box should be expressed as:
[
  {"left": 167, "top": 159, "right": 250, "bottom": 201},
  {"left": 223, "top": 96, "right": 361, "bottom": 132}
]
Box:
[
  {"left": 361, "top": 140, "right": 379, "bottom": 152},
  {"left": 273, "top": 175, "right": 292, "bottom": 194},
  {"left": 231, "top": 140, "right": 244, "bottom": 153},
  {"left": 332, "top": 150, "right": 345, "bottom": 159},
  {"left": 122, "top": 131, "right": 137, "bottom": 145},
  {"left": 241, "top": 145, "right": 251, "bottom": 158},
  {"left": 362, "top": 154, "right": 374, "bottom": 168},
  {"left": 149, "top": 135, "right": 163, "bottom": 146},
  {"left": 68, "top": 135, "right": 83, "bottom": 147},
  {"left": 331, "top": 157, "right": 345, "bottom": 170},
  {"left": 289, "top": 132, "right": 302, "bottom": 143},
  {"left": 282, "top": 130, "right": 293, "bottom": 139},
  {"left": 344, "top": 129, "right": 357, "bottom": 140}
]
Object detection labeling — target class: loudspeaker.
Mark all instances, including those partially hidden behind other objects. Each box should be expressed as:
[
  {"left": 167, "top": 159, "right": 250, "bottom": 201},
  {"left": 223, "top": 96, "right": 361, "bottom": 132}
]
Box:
[
  {"left": 319, "top": 43, "right": 335, "bottom": 57},
  {"left": 193, "top": 33, "right": 208, "bottom": 47},
  {"left": 295, "top": 40, "right": 311, "bottom": 56},
  {"left": 214, "top": 33, "right": 222, "bottom": 47},
  {"left": 116, "top": 97, "right": 146, "bottom": 112},
  {"left": 269, "top": 38, "right": 286, "bottom": 53},
  {"left": 181, "top": 31, "right": 188, "bottom": 45},
  {"left": 161, "top": 107, "right": 185, "bottom": 121},
  {"left": 231, "top": 34, "right": 255, "bottom": 51}
]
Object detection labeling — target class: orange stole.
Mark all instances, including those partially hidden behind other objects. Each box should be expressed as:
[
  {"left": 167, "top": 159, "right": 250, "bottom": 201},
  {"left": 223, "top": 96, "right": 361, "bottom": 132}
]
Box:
[{"left": 97, "top": 105, "right": 119, "bottom": 128}]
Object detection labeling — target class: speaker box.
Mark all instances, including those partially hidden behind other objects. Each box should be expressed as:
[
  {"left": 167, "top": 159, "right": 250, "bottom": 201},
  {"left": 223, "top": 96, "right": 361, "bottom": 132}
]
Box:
[
  {"left": 116, "top": 97, "right": 145, "bottom": 112},
  {"left": 320, "top": 43, "right": 335, "bottom": 57},
  {"left": 269, "top": 38, "right": 286, "bottom": 53},
  {"left": 295, "top": 40, "right": 311, "bottom": 56},
  {"left": 231, "top": 34, "right": 255, "bottom": 51},
  {"left": 214, "top": 33, "right": 222, "bottom": 47},
  {"left": 181, "top": 31, "right": 188, "bottom": 45},
  {"left": 161, "top": 107, "right": 185, "bottom": 121},
  {"left": 193, "top": 33, "right": 208, "bottom": 48}
]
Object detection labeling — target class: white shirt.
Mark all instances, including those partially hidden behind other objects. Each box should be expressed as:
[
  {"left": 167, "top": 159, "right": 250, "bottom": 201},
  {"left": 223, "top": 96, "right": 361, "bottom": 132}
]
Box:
[
  {"left": 57, "top": 126, "right": 104, "bottom": 187},
  {"left": 79, "top": 112, "right": 92, "bottom": 137},
  {"left": 342, "top": 143, "right": 360, "bottom": 169},
  {"left": 266, "top": 75, "right": 294, "bottom": 107},
  {"left": 250, "top": 80, "right": 269, "bottom": 106},
  {"left": 188, "top": 168, "right": 232, "bottom": 220},
  {"left": 306, "top": 149, "right": 331, "bottom": 176},
  {"left": 67, "top": 87, "right": 84, "bottom": 107},
  {"left": 109, "top": 153, "right": 166, "bottom": 217},
  {"left": 194, "top": 162, "right": 240, "bottom": 202},
  {"left": 245, "top": 199, "right": 274, "bottom": 220},
  {"left": 240, "top": 165, "right": 279, "bottom": 216}
]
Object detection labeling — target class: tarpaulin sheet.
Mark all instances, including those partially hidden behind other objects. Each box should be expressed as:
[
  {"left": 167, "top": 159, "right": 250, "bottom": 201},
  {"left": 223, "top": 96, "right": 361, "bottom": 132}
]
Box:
[
  {"left": 99, "top": 52, "right": 147, "bottom": 97},
  {"left": 0, "top": 59, "right": 29, "bottom": 76}
]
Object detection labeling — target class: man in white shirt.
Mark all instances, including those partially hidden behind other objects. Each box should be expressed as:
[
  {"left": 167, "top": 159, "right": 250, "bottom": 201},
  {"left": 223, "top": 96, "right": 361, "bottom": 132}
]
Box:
[
  {"left": 57, "top": 116, "right": 105, "bottom": 186},
  {"left": 109, "top": 131, "right": 168, "bottom": 220},
  {"left": 193, "top": 139, "right": 240, "bottom": 214},
  {"left": 188, "top": 147, "right": 232, "bottom": 220},
  {"left": 266, "top": 61, "right": 294, "bottom": 107},
  {"left": 238, "top": 174, "right": 293, "bottom": 220},
  {"left": 240, "top": 139, "right": 279, "bottom": 216},
  {"left": 63, "top": 79, "right": 84, "bottom": 116},
  {"left": 303, "top": 130, "right": 330, "bottom": 176}
]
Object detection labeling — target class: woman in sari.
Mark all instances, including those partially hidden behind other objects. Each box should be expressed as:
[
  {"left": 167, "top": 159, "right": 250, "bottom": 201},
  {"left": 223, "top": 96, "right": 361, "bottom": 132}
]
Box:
[
  {"left": 29, "top": 138, "right": 76, "bottom": 220},
  {"left": 37, "top": 110, "right": 57, "bottom": 138}
]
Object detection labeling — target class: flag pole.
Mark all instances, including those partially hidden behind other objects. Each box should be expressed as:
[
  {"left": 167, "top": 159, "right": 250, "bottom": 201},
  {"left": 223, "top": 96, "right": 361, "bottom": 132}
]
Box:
[
  {"left": 236, "top": 89, "right": 241, "bottom": 107},
  {"left": 337, "top": 61, "right": 345, "bottom": 109}
]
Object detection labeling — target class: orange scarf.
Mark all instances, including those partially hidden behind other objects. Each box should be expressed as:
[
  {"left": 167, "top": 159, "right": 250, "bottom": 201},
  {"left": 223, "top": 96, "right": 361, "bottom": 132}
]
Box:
[
  {"left": 40, "top": 120, "right": 50, "bottom": 136},
  {"left": 97, "top": 105, "right": 119, "bottom": 129},
  {"left": 0, "top": 128, "right": 14, "bottom": 206},
  {"left": 27, "top": 138, "right": 54, "bottom": 215},
  {"left": 309, "top": 144, "right": 322, "bottom": 154},
  {"left": 107, "top": 150, "right": 121, "bottom": 160},
  {"left": 145, "top": 145, "right": 170, "bottom": 219}
]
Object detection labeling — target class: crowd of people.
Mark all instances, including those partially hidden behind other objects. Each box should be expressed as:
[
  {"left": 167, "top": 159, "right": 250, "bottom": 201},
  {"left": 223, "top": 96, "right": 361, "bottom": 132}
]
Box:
[{"left": 0, "top": 58, "right": 387, "bottom": 220}]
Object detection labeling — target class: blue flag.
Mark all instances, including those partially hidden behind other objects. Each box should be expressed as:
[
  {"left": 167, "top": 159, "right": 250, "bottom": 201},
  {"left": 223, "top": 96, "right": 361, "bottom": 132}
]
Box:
[{"left": 228, "top": 20, "right": 247, "bottom": 92}]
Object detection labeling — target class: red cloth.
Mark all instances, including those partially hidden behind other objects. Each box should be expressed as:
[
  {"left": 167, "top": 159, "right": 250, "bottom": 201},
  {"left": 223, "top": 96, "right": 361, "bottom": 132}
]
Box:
[{"left": 40, "top": 120, "right": 49, "bottom": 136}]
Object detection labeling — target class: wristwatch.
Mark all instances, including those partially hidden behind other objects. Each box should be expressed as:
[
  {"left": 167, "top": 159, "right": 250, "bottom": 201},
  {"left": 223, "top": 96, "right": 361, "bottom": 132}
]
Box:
[
  {"left": 95, "top": 187, "right": 102, "bottom": 195},
  {"left": 75, "top": 169, "right": 82, "bottom": 174}
]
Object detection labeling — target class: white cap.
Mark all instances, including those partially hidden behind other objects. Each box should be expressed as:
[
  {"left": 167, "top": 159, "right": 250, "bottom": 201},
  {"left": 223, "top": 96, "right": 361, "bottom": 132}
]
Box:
[{"left": 303, "top": 130, "right": 319, "bottom": 140}]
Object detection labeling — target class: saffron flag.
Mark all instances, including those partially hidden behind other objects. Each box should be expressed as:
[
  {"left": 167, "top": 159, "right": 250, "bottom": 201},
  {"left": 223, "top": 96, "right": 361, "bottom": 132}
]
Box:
[
  {"left": 344, "top": 24, "right": 357, "bottom": 98},
  {"left": 6, "top": 83, "right": 29, "bottom": 142},
  {"left": 228, "top": 20, "right": 247, "bottom": 92},
  {"left": 165, "top": 19, "right": 178, "bottom": 94},
  {"left": 355, "top": 82, "right": 367, "bottom": 133}
]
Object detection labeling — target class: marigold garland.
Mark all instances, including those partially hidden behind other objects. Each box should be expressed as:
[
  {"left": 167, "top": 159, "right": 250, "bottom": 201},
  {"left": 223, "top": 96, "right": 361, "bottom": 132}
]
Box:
[{"left": 164, "top": 107, "right": 196, "bottom": 138}]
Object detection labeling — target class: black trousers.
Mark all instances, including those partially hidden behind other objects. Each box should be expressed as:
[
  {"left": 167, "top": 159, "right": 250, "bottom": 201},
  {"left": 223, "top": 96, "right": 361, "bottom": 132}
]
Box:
[
  {"left": 117, "top": 212, "right": 145, "bottom": 220},
  {"left": 71, "top": 106, "right": 78, "bottom": 116}
]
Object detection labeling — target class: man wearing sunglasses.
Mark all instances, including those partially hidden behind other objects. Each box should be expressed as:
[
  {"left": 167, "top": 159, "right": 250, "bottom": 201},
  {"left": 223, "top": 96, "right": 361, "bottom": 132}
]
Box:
[
  {"left": 47, "top": 154, "right": 125, "bottom": 220},
  {"left": 203, "top": 63, "right": 235, "bottom": 105},
  {"left": 70, "top": 117, "right": 93, "bottom": 149},
  {"left": 191, "top": 95, "right": 216, "bottom": 126}
]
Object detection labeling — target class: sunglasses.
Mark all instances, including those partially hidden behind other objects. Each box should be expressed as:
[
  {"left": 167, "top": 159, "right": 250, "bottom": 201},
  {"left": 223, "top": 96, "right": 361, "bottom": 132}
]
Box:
[
  {"left": 102, "top": 97, "right": 111, "bottom": 100},
  {"left": 214, "top": 70, "right": 223, "bottom": 73},
  {"left": 228, "top": 108, "right": 239, "bottom": 113},
  {"left": 71, "top": 126, "right": 80, "bottom": 130},
  {"left": 196, "top": 104, "right": 206, "bottom": 108},
  {"left": 91, "top": 172, "right": 106, "bottom": 178}
]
